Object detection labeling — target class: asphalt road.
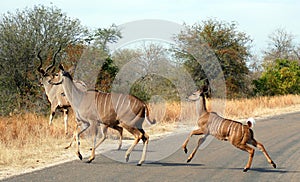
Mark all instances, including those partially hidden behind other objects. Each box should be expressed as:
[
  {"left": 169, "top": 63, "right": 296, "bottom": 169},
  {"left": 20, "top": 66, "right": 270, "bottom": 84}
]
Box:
[{"left": 3, "top": 112, "right": 300, "bottom": 182}]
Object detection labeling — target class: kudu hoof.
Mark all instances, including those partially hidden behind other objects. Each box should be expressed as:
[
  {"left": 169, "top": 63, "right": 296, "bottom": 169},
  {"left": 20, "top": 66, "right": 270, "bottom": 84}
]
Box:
[
  {"left": 86, "top": 159, "right": 93, "bottom": 163},
  {"left": 125, "top": 154, "right": 130, "bottom": 162},
  {"left": 77, "top": 152, "right": 83, "bottom": 160},
  {"left": 271, "top": 161, "right": 277, "bottom": 168},
  {"left": 183, "top": 148, "right": 188, "bottom": 154},
  {"left": 136, "top": 163, "right": 142, "bottom": 166},
  {"left": 187, "top": 158, "right": 192, "bottom": 163},
  {"left": 243, "top": 168, "right": 249, "bottom": 172}
]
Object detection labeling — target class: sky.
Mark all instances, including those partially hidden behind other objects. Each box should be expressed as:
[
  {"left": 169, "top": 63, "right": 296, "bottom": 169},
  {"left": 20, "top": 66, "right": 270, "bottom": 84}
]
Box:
[{"left": 1, "top": 0, "right": 299, "bottom": 56}]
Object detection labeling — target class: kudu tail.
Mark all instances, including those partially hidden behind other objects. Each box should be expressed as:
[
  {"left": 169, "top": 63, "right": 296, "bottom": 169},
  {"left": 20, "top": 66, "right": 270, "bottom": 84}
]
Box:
[{"left": 246, "top": 117, "right": 256, "bottom": 128}]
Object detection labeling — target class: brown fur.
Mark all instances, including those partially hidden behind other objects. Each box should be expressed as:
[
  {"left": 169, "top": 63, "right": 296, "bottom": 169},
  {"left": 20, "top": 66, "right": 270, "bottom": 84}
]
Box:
[{"left": 182, "top": 89, "right": 276, "bottom": 172}]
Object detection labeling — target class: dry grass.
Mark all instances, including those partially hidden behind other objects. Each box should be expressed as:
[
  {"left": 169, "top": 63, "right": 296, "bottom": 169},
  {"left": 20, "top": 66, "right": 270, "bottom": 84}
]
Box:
[
  {"left": 0, "top": 114, "right": 71, "bottom": 175},
  {"left": 224, "top": 94, "right": 300, "bottom": 120},
  {"left": 1, "top": 94, "right": 300, "bottom": 179}
]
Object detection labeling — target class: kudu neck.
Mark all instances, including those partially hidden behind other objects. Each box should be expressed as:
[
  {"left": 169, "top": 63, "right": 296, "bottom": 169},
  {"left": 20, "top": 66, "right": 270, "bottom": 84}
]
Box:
[
  {"left": 43, "top": 82, "right": 53, "bottom": 93},
  {"left": 61, "top": 75, "right": 84, "bottom": 107},
  {"left": 196, "top": 94, "right": 208, "bottom": 115},
  {"left": 43, "top": 81, "right": 55, "bottom": 99}
]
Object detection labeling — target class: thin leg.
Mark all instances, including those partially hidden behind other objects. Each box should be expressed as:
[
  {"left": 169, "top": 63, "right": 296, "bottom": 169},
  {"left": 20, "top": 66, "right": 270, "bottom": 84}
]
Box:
[
  {"left": 94, "top": 125, "right": 108, "bottom": 149},
  {"left": 49, "top": 111, "right": 55, "bottom": 125},
  {"left": 235, "top": 144, "right": 255, "bottom": 172},
  {"left": 65, "top": 123, "right": 77, "bottom": 149},
  {"left": 120, "top": 125, "right": 141, "bottom": 163},
  {"left": 182, "top": 128, "right": 205, "bottom": 154},
  {"left": 125, "top": 134, "right": 140, "bottom": 163},
  {"left": 87, "top": 124, "right": 98, "bottom": 163},
  {"left": 187, "top": 135, "right": 207, "bottom": 163},
  {"left": 63, "top": 109, "right": 69, "bottom": 135},
  {"left": 75, "top": 121, "right": 90, "bottom": 160},
  {"left": 49, "top": 103, "right": 57, "bottom": 125},
  {"left": 112, "top": 125, "right": 123, "bottom": 150},
  {"left": 137, "top": 129, "right": 149, "bottom": 166},
  {"left": 255, "top": 141, "right": 276, "bottom": 169}
]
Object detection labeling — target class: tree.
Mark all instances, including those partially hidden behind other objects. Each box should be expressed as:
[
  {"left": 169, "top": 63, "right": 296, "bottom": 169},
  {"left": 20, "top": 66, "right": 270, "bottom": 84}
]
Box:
[
  {"left": 85, "top": 24, "right": 122, "bottom": 51},
  {"left": 173, "top": 19, "right": 252, "bottom": 98},
  {"left": 263, "top": 28, "right": 300, "bottom": 63},
  {"left": 253, "top": 59, "right": 300, "bottom": 96},
  {"left": 112, "top": 42, "right": 183, "bottom": 102},
  {"left": 0, "top": 5, "right": 87, "bottom": 115},
  {"left": 95, "top": 57, "right": 119, "bottom": 92},
  {"left": 74, "top": 25, "right": 122, "bottom": 92}
]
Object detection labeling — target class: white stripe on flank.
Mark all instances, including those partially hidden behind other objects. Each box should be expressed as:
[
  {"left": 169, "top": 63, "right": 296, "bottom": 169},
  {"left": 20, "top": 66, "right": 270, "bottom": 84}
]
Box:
[
  {"left": 227, "top": 122, "right": 234, "bottom": 135},
  {"left": 120, "top": 95, "right": 126, "bottom": 112},
  {"left": 131, "top": 99, "right": 137, "bottom": 111},
  {"left": 103, "top": 94, "right": 108, "bottom": 116},
  {"left": 211, "top": 120, "right": 218, "bottom": 135},
  {"left": 241, "top": 124, "right": 244, "bottom": 136},
  {"left": 209, "top": 120, "right": 217, "bottom": 134},
  {"left": 115, "top": 94, "right": 122, "bottom": 112},
  {"left": 219, "top": 121, "right": 225, "bottom": 136},
  {"left": 215, "top": 120, "right": 223, "bottom": 136},
  {"left": 124, "top": 96, "right": 131, "bottom": 111}
]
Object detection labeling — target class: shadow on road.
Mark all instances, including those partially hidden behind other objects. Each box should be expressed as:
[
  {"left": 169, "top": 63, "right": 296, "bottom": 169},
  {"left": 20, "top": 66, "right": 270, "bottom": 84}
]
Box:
[
  {"left": 209, "top": 166, "right": 300, "bottom": 174},
  {"left": 149, "top": 161, "right": 204, "bottom": 167}
]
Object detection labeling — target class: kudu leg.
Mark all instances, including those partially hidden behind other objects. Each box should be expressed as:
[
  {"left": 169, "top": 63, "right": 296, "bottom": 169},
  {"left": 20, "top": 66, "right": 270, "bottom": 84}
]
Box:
[
  {"left": 138, "top": 129, "right": 149, "bottom": 166},
  {"left": 87, "top": 124, "right": 99, "bottom": 163},
  {"left": 93, "top": 125, "right": 108, "bottom": 150},
  {"left": 124, "top": 130, "right": 141, "bottom": 163},
  {"left": 182, "top": 128, "right": 205, "bottom": 154},
  {"left": 250, "top": 140, "right": 276, "bottom": 169},
  {"left": 63, "top": 108, "right": 69, "bottom": 135},
  {"left": 122, "top": 125, "right": 149, "bottom": 166},
  {"left": 235, "top": 144, "right": 255, "bottom": 172},
  {"left": 64, "top": 123, "right": 78, "bottom": 149},
  {"left": 187, "top": 134, "right": 208, "bottom": 163},
  {"left": 49, "top": 111, "right": 55, "bottom": 126},
  {"left": 112, "top": 125, "right": 123, "bottom": 150},
  {"left": 75, "top": 121, "right": 90, "bottom": 161},
  {"left": 90, "top": 124, "right": 122, "bottom": 151}
]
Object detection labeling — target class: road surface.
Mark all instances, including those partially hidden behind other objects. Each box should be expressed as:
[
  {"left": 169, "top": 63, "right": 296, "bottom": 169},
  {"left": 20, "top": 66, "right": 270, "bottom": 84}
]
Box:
[{"left": 2, "top": 112, "right": 300, "bottom": 182}]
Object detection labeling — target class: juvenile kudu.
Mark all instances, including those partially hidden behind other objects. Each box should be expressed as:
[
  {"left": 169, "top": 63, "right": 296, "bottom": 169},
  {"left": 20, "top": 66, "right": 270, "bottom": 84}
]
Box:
[{"left": 182, "top": 87, "right": 276, "bottom": 172}]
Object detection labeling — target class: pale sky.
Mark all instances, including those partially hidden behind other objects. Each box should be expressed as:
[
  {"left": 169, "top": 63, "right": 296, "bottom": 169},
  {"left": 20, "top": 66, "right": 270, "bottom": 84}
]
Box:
[{"left": 1, "top": 0, "right": 299, "bottom": 56}]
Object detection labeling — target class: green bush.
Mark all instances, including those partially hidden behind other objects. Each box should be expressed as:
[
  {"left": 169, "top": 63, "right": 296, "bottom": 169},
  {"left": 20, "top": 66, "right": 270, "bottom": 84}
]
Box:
[{"left": 253, "top": 59, "right": 300, "bottom": 96}]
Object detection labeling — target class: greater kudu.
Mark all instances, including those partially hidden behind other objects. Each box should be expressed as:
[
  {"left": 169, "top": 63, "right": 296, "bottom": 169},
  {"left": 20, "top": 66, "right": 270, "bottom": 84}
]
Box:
[
  {"left": 49, "top": 64, "right": 156, "bottom": 165},
  {"left": 37, "top": 47, "right": 75, "bottom": 135},
  {"left": 182, "top": 87, "right": 276, "bottom": 172},
  {"left": 37, "top": 49, "right": 123, "bottom": 150}
]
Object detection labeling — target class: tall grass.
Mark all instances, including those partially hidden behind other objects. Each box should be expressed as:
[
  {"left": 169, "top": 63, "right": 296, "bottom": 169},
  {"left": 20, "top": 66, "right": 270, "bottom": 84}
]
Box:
[
  {"left": 0, "top": 114, "right": 67, "bottom": 168},
  {"left": 224, "top": 94, "right": 300, "bottom": 119},
  {"left": 151, "top": 94, "right": 300, "bottom": 123},
  {"left": 0, "top": 94, "right": 300, "bottom": 178}
]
